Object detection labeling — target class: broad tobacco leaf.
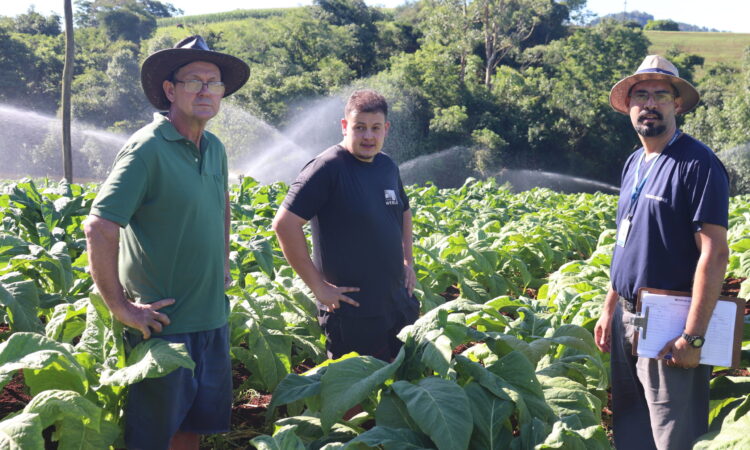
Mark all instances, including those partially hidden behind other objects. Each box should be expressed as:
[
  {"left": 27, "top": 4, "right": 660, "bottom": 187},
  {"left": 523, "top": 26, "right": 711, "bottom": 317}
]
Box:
[
  {"left": 319, "top": 349, "right": 404, "bottom": 432},
  {"left": 348, "top": 426, "right": 434, "bottom": 449},
  {"left": 0, "top": 412, "right": 45, "bottom": 450},
  {"left": 98, "top": 338, "right": 194, "bottom": 386},
  {"left": 0, "top": 280, "right": 43, "bottom": 333},
  {"left": 23, "top": 389, "right": 101, "bottom": 430},
  {"left": 251, "top": 424, "right": 306, "bottom": 450},
  {"left": 464, "top": 382, "right": 513, "bottom": 450},
  {"left": 266, "top": 372, "right": 323, "bottom": 419},
  {"left": 392, "top": 377, "right": 472, "bottom": 450},
  {"left": 0, "top": 332, "right": 87, "bottom": 394}
]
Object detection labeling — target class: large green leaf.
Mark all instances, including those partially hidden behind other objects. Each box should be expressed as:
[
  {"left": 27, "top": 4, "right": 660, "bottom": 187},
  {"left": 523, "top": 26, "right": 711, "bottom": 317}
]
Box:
[
  {"left": 54, "top": 417, "right": 121, "bottom": 450},
  {"left": 23, "top": 389, "right": 101, "bottom": 430},
  {"left": 375, "top": 389, "right": 421, "bottom": 431},
  {"left": 710, "top": 376, "right": 750, "bottom": 400},
  {"left": 273, "top": 416, "right": 358, "bottom": 446},
  {"left": 0, "top": 332, "right": 86, "bottom": 394},
  {"left": 348, "top": 426, "right": 434, "bottom": 450},
  {"left": 693, "top": 403, "right": 750, "bottom": 450},
  {"left": 464, "top": 382, "right": 513, "bottom": 450},
  {"left": 538, "top": 375, "right": 601, "bottom": 427},
  {"left": 251, "top": 425, "right": 306, "bottom": 450},
  {"left": 320, "top": 350, "right": 404, "bottom": 432},
  {"left": 392, "top": 377, "right": 472, "bottom": 450},
  {"left": 0, "top": 281, "right": 43, "bottom": 333},
  {"left": 0, "top": 413, "right": 45, "bottom": 450},
  {"left": 99, "top": 338, "right": 194, "bottom": 386},
  {"left": 487, "top": 351, "right": 555, "bottom": 424},
  {"left": 535, "top": 421, "right": 609, "bottom": 449},
  {"left": 266, "top": 372, "right": 323, "bottom": 418}
]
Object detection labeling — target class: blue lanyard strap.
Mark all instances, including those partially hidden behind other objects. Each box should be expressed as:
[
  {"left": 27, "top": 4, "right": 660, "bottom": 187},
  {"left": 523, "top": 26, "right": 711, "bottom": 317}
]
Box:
[{"left": 627, "top": 130, "right": 681, "bottom": 217}]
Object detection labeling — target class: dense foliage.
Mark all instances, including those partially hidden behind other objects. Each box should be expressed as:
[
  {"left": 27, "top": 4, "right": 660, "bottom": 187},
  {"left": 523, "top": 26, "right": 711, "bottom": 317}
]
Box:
[
  {"left": 2, "top": 1, "right": 749, "bottom": 188},
  {"left": 1, "top": 178, "right": 749, "bottom": 449}
]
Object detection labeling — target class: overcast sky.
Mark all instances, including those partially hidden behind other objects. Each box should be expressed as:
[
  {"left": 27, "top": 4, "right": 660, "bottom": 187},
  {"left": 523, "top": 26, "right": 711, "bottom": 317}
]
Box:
[{"left": 3, "top": 0, "right": 749, "bottom": 33}]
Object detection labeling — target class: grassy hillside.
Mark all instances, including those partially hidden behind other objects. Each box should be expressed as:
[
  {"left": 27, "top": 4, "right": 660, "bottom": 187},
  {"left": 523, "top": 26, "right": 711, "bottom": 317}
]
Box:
[
  {"left": 156, "top": 8, "right": 294, "bottom": 26},
  {"left": 645, "top": 30, "right": 750, "bottom": 78}
]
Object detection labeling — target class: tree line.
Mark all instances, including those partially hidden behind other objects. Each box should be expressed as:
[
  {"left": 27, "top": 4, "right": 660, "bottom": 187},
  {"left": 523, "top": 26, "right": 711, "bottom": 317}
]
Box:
[{"left": 1, "top": 0, "right": 749, "bottom": 190}]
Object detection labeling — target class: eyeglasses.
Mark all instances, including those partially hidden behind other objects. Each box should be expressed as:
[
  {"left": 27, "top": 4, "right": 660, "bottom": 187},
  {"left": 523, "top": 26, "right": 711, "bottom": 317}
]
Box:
[
  {"left": 173, "top": 79, "right": 225, "bottom": 94},
  {"left": 629, "top": 91, "right": 676, "bottom": 105}
]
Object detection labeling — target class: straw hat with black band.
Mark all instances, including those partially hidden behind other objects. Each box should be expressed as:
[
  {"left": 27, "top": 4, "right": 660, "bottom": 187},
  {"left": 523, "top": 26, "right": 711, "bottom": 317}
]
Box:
[
  {"left": 141, "top": 35, "right": 250, "bottom": 111},
  {"left": 609, "top": 55, "right": 700, "bottom": 115}
]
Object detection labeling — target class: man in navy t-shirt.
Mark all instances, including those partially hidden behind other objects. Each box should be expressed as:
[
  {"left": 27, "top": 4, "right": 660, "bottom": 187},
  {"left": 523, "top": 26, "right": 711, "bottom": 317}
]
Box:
[
  {"left": 273, "top": 90, "right": 419, "bottom": 361},
  {"left": 594, "top": 55, "right": 729, "bottom": 449}
]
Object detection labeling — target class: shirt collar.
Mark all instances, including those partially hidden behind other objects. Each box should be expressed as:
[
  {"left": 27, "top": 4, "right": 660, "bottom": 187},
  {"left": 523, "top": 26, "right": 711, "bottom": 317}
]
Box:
[{"left": 153, "top": 112, "right": 206, "bottom": 144}]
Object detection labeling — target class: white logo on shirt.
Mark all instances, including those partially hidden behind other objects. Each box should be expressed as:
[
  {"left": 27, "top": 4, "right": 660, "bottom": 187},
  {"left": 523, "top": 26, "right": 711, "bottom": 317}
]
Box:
[
  {"left": 645, "top": 193, "right": 667, "bottom": 203},
  {"left": 384, "top": 189, "right": 398, "bottom": 206}
]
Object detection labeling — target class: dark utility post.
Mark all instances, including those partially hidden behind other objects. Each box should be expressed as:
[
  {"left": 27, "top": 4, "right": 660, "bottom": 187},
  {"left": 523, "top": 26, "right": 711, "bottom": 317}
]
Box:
[{"left": 61, "top": 0, "right": 74, "bottom": 183}]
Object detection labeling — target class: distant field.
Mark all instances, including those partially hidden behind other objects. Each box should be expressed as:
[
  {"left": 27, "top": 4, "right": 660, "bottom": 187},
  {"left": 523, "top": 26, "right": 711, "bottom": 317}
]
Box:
[{"left": 645, "top": 30, "right": 750, "bottom": 78}]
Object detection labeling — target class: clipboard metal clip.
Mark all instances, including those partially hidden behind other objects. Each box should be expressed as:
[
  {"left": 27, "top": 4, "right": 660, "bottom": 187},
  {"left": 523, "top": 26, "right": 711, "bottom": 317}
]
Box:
[{"left": 628, "top": 306, "right": 649, "bottom": 340}]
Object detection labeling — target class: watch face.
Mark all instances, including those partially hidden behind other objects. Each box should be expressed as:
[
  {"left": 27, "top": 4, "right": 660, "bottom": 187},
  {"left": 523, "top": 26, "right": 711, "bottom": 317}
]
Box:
[{"left": 692, "top": 337, "right": 705, "bottom": 348}]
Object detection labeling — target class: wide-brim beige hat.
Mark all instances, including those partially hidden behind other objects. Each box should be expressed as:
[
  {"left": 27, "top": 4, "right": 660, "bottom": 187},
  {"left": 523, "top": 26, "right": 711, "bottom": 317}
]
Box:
[
  {"left": 141, "top": 35, "right": 250, "bottom": 111},
  {"left": 609, "top": 55, "right": 700, "bottom": 115}
]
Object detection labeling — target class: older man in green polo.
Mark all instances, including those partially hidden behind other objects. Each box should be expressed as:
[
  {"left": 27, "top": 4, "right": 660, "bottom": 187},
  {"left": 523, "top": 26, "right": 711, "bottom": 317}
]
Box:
[{"left": 84, "top": 35, "right": 248, "bottom": 450}]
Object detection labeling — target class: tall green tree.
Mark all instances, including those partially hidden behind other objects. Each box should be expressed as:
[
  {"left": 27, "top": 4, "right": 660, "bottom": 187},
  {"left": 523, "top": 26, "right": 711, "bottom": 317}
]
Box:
[
  {"left": 475, "top": 0, "right": 552, "bottom": 88},
  {"left": 418, "top": 0, "right": 477, "bottom": 82}
]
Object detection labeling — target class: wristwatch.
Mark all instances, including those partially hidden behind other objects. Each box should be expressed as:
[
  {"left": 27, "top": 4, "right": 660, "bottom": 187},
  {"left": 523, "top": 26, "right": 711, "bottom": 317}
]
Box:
[{"left": 682, "top": 332, "right": 705, "bottom": 348}]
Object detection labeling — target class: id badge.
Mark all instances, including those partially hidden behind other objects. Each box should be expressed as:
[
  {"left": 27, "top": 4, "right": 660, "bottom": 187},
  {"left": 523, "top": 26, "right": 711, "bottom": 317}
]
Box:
[{"left": 616, "top": 218, "right": 631, "bottom": 247}]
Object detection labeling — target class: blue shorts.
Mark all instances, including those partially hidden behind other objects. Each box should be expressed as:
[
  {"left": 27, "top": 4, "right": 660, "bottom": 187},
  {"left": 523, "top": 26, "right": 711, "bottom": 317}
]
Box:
[{"left": 124, "top": 324, "right": 232, "bottom": 450}]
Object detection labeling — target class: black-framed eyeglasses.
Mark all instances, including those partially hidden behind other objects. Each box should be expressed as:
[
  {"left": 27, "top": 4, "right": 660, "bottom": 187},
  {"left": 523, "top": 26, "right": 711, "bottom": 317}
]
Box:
[{"left": 173, "top": 79, "right": 225, "bottom": 94}]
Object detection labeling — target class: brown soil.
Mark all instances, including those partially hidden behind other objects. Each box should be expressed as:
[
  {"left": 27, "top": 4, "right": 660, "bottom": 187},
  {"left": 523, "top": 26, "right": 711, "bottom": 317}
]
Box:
[
  {"left": 721, "top": 277, "right": 745, "bottom": 298},
  {"left": 439, "top": 285, "right": 460, "bottom": 301},
  {"left": 0, "top": 371, "right": 30, "bottom": 419}
]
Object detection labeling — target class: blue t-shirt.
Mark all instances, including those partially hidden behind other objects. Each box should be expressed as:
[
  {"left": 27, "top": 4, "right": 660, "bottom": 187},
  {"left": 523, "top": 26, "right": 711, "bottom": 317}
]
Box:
[
  {"left": 283, "top": 145, "right": 417, "bottom": 317},
  {"left": 610, "top": 132, "right": 729, "bottom": 302}
]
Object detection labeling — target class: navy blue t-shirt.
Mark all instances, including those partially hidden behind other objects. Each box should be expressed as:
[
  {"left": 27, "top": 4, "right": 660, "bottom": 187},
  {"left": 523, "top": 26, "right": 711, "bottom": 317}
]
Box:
[
  {"left": 283, "top": 145, "right": 416, "bottom": 317},
  {"left": 610, "top": 132, "right": 729, "bottom": 302}
]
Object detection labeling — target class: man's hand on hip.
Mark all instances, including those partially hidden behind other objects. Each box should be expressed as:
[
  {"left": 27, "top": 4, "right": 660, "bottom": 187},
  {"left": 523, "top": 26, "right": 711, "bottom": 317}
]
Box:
[
  {"left": 115, "top": 298, "right": 175, "bottom": 340},
  {"left": 313, "top": 282, "right": 360, "bottom": 312}
]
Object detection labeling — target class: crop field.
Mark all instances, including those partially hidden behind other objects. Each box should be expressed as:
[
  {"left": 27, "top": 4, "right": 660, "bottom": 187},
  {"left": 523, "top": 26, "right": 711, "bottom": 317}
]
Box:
[
  {"left": 645, "top": 30, "right": 750, "bottom": 78},
  {"left": 0, "top": 178, "right": 749, "bottom": 448}
]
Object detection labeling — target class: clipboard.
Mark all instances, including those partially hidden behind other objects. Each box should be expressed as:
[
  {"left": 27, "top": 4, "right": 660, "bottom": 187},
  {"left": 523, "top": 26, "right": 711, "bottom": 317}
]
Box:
[{"left": 630, "top": 287, "right": 745, "bottom": 368}]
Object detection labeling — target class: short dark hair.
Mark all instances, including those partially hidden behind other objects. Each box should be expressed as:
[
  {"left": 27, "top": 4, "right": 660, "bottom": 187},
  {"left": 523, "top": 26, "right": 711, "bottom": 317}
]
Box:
[{"left": 345, "top": 89, "right": 388, "bottom": 119}]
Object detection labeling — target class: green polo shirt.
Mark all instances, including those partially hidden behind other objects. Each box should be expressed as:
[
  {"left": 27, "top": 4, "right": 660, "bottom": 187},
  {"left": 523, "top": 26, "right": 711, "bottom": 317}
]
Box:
[{"left": 90, "top": 113, "right": 229, "bottom": 335}]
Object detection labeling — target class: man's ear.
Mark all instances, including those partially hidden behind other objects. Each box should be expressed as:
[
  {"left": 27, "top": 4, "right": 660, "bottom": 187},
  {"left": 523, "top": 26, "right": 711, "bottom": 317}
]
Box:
[
  {"left": 674, "top": 95, "right": 685, "bottom": 115},
  {"left": 340, "top": 118, "right": 348, "bottom": 136},
  {"left": 163, "top": 80, "right": 175, "bottom": 103}
]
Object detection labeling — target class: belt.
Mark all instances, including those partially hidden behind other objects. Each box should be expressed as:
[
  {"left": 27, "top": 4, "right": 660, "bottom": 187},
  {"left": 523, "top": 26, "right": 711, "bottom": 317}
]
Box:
[{"left": 618, "top": 296, "right": 636, "bottom": 313}]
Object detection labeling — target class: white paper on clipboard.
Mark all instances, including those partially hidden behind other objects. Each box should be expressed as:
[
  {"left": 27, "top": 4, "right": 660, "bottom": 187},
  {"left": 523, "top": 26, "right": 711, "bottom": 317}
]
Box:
[{"left": 634, "top": 292, "right": 738, "bottom": 367}]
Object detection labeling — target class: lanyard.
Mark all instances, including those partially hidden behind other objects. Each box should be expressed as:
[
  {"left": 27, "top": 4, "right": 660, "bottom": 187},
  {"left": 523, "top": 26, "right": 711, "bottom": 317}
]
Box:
[{"left": 626, "top": 130, "right": 681, "bottom": 218}]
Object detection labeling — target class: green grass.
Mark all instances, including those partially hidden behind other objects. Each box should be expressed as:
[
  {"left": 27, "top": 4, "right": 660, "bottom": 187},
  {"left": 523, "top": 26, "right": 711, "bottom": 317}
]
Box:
[
  {"left": 645, "top": 30, "right": 750, "bottom": 79},
  {"left": 156, "top": 8, "right": 295, "bottom": 27}
]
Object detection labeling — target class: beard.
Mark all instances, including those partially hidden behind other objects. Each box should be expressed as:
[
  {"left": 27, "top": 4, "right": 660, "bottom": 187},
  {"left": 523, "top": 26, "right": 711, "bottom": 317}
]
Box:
[{"left": 634, "top": 110, "right": 666, "bottom": 137}]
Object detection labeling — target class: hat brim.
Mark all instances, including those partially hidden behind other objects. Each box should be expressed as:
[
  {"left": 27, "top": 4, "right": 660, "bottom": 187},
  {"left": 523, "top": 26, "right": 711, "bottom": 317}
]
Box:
[
  {"left": 141, "top": 48, "right": 250, "bottom": 110},
  {"left": 609, "top": 72, "right": 700, "bottom": 115}
]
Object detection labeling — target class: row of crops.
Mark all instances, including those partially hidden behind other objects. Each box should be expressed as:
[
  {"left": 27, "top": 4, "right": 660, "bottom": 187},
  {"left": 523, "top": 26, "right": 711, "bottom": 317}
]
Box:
[{"left": 0, "top": 177, "right": 749, "bottom": 448}]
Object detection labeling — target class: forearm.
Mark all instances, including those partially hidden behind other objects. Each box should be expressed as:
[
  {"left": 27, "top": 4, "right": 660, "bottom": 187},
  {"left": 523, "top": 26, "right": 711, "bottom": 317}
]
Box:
[
  {"left": 402, "top": 209, "right": 414, "bottom": 265},
  {"left": 602, "top": 285, "right": 620, "bottom": 314},
  {"left": 685, "top": 247, "right": 728, "bottom": 336},
  {"left": 84, "top": 216, "right": 130, "bottom": 317},
  {"left": 274, "top": 221, "right": 326, "bottom": 292}
]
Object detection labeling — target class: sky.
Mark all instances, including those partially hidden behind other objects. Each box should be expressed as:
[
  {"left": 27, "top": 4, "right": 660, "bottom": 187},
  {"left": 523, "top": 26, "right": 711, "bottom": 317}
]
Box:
[{"left": 3, "top": 0, "right": 750, "bottom": 34}]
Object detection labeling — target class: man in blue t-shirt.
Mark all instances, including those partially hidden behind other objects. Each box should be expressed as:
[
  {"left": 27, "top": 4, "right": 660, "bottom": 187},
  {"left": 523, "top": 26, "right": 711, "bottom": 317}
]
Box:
[
  {"left": 594, "top": 55, "right": 729, "bottom": 449},
  {"left": 273, "top": 90, "right": 419, "bottom": 362}
]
